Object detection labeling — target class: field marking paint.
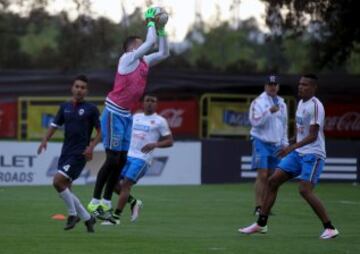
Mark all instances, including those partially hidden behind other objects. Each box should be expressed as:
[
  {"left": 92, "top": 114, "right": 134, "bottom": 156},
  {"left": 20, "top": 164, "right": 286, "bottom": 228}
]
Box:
[{"left": 208, "top": 247, "right": 226, "bottom": 251}]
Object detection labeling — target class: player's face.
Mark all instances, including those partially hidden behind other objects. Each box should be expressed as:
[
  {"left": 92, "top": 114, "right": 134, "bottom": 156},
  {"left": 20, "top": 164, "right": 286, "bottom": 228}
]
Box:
[
  {"left": 265, "top": 83, "right": 279, "bottom": 97},
  {"left": 298, "top": 77, "right": 316, "bottom": 100},
  {"left": 72, "top": 80, "right": 88, "bottom": 101},
  {"left": 143, "top": 96, "right": 157, "bottom": 115}
]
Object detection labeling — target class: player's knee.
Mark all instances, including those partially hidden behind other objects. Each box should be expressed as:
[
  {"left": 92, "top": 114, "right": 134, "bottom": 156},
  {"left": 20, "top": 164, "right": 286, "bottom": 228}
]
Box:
[
  {"left": 120, "top": 179, "right": 133, "bottom": 191},
  {"left": 113, "top": 181, "right": 121, "bottom": 194},
  {"left": 53, "top": 175, "right": 66, "bottom": 192},
  {"left": 298, "top": 185, "right": 311, "bottom": 198}
]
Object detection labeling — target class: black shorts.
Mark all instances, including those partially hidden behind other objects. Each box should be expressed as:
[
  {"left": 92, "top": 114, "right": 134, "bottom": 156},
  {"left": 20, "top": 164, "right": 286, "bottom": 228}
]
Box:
[{"left": 58, "top": 155, "right": 86, "bottom": 181}]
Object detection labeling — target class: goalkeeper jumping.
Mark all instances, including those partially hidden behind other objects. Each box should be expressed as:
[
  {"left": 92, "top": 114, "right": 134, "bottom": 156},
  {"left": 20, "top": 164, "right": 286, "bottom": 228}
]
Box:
[{"left": 87, "top": 7, "right": 170, "bottom": 221}]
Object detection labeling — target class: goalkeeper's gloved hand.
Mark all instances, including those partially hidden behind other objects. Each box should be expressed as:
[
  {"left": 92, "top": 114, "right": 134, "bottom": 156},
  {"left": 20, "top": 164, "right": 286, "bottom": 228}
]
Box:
[{"left": 144, "top": 7, "right": 156, "bottom": 27}]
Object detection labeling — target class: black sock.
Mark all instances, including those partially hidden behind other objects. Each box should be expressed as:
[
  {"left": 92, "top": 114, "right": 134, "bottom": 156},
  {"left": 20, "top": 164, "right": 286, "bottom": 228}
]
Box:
[
  {"left": 115, "top": 209, "right": 122, "bottom": 216},
  {"left": 92, "top": 162, "right": 112, "bottom": 199},
  {"left": 323, "top": 221, "right": 335, "bottom": 229},
  {"left": 257, "top": 214, "right": 268, "bottom": 227},
  {"left": 255, "top": 205, "right": 261, "bottom": 211},
  {"left": 128, "top": 195, "right": 136, "bottom": 206}
]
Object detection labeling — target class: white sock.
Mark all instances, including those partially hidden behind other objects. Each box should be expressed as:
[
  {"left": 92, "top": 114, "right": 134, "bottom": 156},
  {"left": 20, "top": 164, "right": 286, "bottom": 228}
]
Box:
[
  {"left": 90, "top": 198, "right": 100, "bottom": 205},
  {"left": 72, "top": 193, "right": 91, "bottom": 221},
  {"left": 59, "top": 188, "right": 76, "bottom": 216},
  {"left": 101, "top": 199, "right": 112, "bottom": 208}
]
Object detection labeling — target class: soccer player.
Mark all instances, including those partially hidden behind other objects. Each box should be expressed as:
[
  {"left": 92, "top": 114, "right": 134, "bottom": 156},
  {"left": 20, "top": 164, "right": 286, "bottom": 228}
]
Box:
[
  {"left": 37, "top": 75, "right": 100, "bottom": 233},
  {"left": 239, "top": 74, "right": 339, "bottom": 239},
  {"left": 105, "top": 94, "right": 173, "bottom": 225},
  {"left": 249, "top": 75, "right": 288, "bottom": 215},
  {"left": 87, "top": 7, "right": 170, "bottom": 217}
]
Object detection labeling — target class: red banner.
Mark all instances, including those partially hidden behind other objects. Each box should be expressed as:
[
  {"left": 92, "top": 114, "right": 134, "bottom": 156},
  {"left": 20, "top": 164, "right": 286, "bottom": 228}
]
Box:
[
  {"left": 134, "top": 100, "right": 199, "bottom": 137},
  {"left": 325, "top": 104, "right": 360, "bottom": 137},
  {"left": 0, "top": 101, "right": 17, "bottom": 138}
]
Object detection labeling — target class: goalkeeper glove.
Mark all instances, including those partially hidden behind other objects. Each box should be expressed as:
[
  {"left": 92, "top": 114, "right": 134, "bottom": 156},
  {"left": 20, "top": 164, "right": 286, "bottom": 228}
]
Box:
[
  {"left": 144, "top": 7, "right": 156, "bottom": 27},
  {"left": 157, "top": 26, "right": 167, "bottom": 37}
]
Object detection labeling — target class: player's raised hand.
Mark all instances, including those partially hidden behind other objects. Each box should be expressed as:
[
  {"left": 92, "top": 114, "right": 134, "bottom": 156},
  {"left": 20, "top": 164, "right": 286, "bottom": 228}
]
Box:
[
  {"left": 141, "top": 143, "right": 157, "bottom": 153},
  {"left": 144, "top": 7, "right": 156, "bottom": 21},
  {"left": 37, "top": 141, "right": 47, "bottom": 155}
]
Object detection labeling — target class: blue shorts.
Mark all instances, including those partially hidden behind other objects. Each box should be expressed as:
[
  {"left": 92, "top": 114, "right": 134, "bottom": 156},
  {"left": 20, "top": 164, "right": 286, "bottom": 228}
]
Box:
[
  {"left": 121, "top": 157, "right": 149, "bottom": 183},
  {"left": 101, "top": 107, "right": 132, "bottom": 151},
  {"left": 58, "top": 154, "right": 86, "bottom": 181},
  {"left": 278, "top": 151, "right": 325, "bottom": 184},
  {"left": 251, "top": 137, "right": 281, "bottom": 170}
]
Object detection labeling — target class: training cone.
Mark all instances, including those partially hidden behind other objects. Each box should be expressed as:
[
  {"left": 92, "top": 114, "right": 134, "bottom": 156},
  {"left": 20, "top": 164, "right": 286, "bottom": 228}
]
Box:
[{"left": 52, "top": 214, "right": 66, "bottom": 220}]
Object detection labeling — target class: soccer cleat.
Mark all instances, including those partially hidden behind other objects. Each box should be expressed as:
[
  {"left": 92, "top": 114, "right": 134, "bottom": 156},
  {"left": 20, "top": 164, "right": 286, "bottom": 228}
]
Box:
[
  {"left": 87, "top": 202, "right": 100, "bottom": 214},
  {"left": 100, "top": 201, "right": 112, "bottom": 212},
  {"left": 107, "top": 213, "right": 120, "bottom": 225},
  {"left": 64, "top": 215, "right": 80, "bottom": 230},
  {"left": 84, "top": 216, "right": 96, "bottom": 233},
  {"left": 238, "top": 223, "right": 268, "bottom": 234},
  {"left": 100, "top": 213, "right": 120, "bottom": 225},
  {"left": 130, "top": 200, "right": 143, "bottom": 222},
  {"left": 320, "top": 228, "right": 339, "bottom": 239},
  {"left": 96, "top": 207, "right": 113, "bottom": 221}
]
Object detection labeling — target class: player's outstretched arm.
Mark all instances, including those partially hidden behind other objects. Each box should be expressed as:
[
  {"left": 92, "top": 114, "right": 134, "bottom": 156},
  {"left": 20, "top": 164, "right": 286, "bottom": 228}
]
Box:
[
  {"left": 144, "top": 26, "right": 170, "bottom": 66},
  {"left": 129, "top": 8, "right": 158, "bottom": 62}
]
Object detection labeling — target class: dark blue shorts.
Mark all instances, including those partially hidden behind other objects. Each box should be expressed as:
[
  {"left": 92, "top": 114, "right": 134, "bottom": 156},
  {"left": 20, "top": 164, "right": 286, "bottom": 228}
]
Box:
[{"left": 58, "top": 155, "right": 86, "bottom": 181}]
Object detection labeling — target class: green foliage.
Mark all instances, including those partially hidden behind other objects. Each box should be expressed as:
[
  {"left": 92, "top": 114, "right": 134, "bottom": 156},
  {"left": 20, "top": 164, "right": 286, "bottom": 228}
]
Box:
[
  {"left": 262, "top": 0, "right": 360, "bottom": 69},
  {"left": 0, "top": 2, "right": 360, "bottom": 73}
]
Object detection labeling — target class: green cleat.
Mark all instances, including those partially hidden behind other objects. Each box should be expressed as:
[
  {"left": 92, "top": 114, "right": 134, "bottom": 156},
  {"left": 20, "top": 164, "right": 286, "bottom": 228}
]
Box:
[
  {"left": 99, "top": 202, "right": 112, "bottom": 212},
  {"left": 87, "top": 202, "right": 100, "bottom": 214}
]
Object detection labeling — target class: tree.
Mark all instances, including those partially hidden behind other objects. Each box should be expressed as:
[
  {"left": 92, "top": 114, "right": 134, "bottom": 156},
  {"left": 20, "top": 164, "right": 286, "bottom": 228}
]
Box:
[{"left": 262, "top": 0, "right": 360, "bottom": 69}]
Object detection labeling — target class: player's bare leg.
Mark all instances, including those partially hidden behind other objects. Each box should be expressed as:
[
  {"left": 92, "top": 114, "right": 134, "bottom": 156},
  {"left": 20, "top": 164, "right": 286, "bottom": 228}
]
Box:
[
  {"left": 254, "top": 169, "right": 270, "bottom": 215},
  {"left": 239, "top": 169, "right": 290, "bottom": 234},
  {"left": 298, "top": 181, "right": 339, "bottom": 239}
]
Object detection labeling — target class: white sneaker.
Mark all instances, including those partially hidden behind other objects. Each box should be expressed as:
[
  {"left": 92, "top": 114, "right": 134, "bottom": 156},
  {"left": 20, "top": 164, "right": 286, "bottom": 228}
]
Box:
[
  {"left": 320, "top": 228, "right": 339, "bottom": 239},
  {"left": 130, "top": 200, "right": 143, "bottom": 222},
  {"left": 238, "top": 223, "right": 268, "bottom": 234}
]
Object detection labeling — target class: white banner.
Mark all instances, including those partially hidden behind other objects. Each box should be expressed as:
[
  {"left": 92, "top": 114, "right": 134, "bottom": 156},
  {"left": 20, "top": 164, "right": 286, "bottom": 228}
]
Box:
[{"left": 0, "top": 141, "right": 201, "bottom": 186}]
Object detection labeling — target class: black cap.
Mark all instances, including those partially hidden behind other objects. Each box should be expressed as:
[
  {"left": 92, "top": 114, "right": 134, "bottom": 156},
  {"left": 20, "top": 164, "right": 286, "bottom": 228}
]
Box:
[{"left": 266, "top": 75, "right": 279, "bottom": 85}]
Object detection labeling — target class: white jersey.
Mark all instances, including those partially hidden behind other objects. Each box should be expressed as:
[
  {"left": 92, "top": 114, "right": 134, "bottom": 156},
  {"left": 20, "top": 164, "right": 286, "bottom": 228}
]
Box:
[
  {"left": 295, "top": 96, "right": 326, "bottom": 158},
  {"left": 128, "top": 112, "right": 171, "bottom": 163},
  {"left": 249, "top": 92, "right": 288, "bottom": 146}
]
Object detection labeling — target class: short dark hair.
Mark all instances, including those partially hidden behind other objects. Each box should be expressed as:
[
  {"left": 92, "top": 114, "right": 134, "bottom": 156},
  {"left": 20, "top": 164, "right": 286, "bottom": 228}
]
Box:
[
  {"left": 143, "top": 93, "right": 158, "bottom": 101},
  {"left": 302, "top": 73, "right": 318, "bottom": 81},
  {"left": 74, "top": 74, "right": 88, "bottom": 83},
  {"left": 123, "top": 36, "right": 142, "bottom": 52}
]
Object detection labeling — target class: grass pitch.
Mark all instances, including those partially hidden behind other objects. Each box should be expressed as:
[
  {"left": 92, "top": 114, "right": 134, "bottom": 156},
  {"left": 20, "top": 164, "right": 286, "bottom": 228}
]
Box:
[{"left": 1, "top": 183, "right": 359, "bottom": 254}]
